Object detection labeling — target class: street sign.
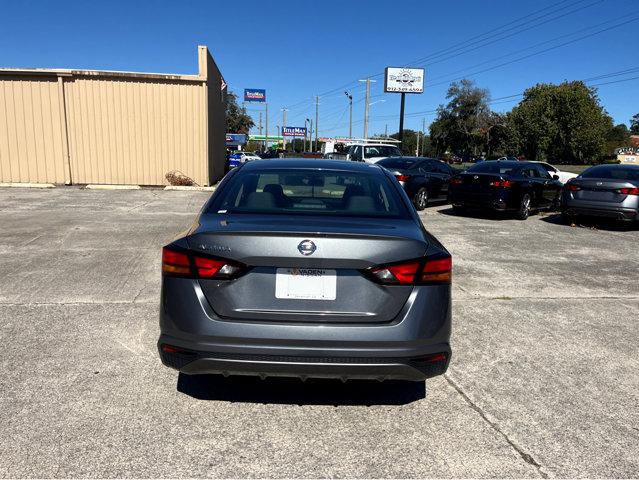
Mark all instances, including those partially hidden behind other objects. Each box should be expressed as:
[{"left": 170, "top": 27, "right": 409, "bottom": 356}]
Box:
[
  {"left": 244, "top": 89, "right": 266, "bottom": 103},
  {"left": 226, "top": 133, "right": 247, "bottom": 146},
  {"left": 282, "top": 126, "right": 307, "bottom": 137},
  {"left": 384, "top": 67, "right": 425, "bottom": 94}
]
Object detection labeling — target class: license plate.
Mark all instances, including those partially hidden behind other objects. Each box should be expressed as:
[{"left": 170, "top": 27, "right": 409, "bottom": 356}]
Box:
[{"left": 275, "top": 268, "right": 336, "bottom": 300}]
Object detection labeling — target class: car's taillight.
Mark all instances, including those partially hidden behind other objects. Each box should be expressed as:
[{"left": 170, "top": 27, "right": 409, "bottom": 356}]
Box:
[
  {"left": 193, "top": 256, "right": 241, "bottom": 278},
  {"left": 565, "top": 183, "right": 581, "bottom": 191},
  {"left": 367, "top": 255, "right": 452, "bottom": 285},
  {"left": 617, "top": 187, "right": 639, "bottom": 195},
  {"left": 371, "top": 261, "right": 420, "bottom": 284},
  {"left": 450, "top": 177, "right": 462, "bottom": 185},
  {"left": 161, "top": 248, "right": 191, "bottom": 276},
  {"left": 489, "top": 180, "right": 514, "bottom": 187},
  {"left": 395, "top": 174, "right": 411, "bottom": 182},
  {"left": 421, "top": 256, "right": 452, "bottom": 283},
  {"left": 162, "top": 247, "right": 243, "bottom": 279}
]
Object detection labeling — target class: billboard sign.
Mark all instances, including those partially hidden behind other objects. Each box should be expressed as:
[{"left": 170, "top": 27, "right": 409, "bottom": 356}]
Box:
[
  {"left": 384, "top": 67, "right": 425, "bottom": 94},
  {"left": 226, "top": 133, "right": 247, "bottom": 146},
  {"left": 282, "top": 126, "right": 307, "bottom": 137},
  {"left": 244, "top": 88, "right": 266, "bottom": 103}
]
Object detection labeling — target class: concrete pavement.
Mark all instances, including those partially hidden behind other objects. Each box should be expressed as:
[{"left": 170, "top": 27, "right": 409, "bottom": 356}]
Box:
[{"left": 0, "top": 187, "right": 637, "bottom": 477}]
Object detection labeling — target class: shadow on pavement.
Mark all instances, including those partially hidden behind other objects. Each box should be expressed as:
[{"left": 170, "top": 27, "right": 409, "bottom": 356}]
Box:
[
  {"left": 177, "top": 373, "right": 426, "bottom": 406},
  {"left": 437, "top": 207, "right": 510, "bottom": 221},
  {"left": 540, "top": 213, "right": 637, "bottom": 231}
]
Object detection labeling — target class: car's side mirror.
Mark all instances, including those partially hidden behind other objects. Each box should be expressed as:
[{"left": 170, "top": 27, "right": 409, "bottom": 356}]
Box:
[{"left": 553, "top": 174, "right": 560, "bottom": 180}]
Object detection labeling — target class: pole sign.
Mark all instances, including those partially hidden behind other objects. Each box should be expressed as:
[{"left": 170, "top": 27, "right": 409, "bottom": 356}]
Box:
[
  {"left": 244, "top": 88, "right": 266, "bottom": 103},
  {"left": 226, "top": 133, "right": 247, "bottom": 146},
  {"left": 282, "top": 126, "right": 307, "bottom": 137},
  {"left": 384, "top": 67, "right": 425, "bottom": 94}
]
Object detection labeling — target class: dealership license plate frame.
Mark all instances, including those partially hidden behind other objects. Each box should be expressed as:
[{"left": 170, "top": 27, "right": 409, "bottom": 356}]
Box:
[{"left": 275, "top": 268, "right": 337, "bottom": 300}]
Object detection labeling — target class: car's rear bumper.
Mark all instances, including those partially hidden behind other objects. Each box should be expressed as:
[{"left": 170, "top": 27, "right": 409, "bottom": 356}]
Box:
[
  {"left": 158, "top": 278, "right": 452, "bottom": 381},
  {"left": 562, "top": 199, "right": 638, "bottom": 221},
  {"left": 158, "top": 342, "right": 450, "bottom": 381},
  {"left": 450, "top": 192, "right": 514, "bottom": 211}
]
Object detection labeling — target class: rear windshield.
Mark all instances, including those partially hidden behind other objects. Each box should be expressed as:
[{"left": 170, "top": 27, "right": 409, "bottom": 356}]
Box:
[
  {"left": 377, "top": 158, "right": 419, "bottom": 169},
  {"left": 208, "top": 168, "right": 410, "bottom": 218},
  {"left": 467, "top": 162, "right": 520, "bottom": 175},
  {"left": 580, "top": 165, "right": 639, "bottom": 181},
  {"left": 364, "top": 146, "right": 402, "bottom": 157}
]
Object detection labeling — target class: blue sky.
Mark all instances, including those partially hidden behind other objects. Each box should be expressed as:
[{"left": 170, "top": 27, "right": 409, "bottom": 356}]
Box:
[{"left": 1, "top": 0, "right": 637, "bottom": 138}]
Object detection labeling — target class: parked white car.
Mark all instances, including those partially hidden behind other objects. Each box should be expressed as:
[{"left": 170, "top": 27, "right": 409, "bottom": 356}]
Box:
[
  {"left": 533, "top": 162, "right": 578, "bottom": 184},
  {"left": 346, "top": 143, "right": 402, "bottom": 164},
  {"left": 239, "top": 152, "right": 262, "bottom": 163}
]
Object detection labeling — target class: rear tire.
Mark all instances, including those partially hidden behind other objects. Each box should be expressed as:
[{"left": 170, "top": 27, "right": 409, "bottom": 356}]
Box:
[
  {"left": 516, "top": 193, "right": 531, "bottom": 220},
  {"left": 452, "top": 204, "right": 465, "bottom": 215},
  {"left": 413, "top": 188, "right": 429, "bottom": 211},
  {"left": 562, "top": 211, "right": 577, "bottom": 225}
]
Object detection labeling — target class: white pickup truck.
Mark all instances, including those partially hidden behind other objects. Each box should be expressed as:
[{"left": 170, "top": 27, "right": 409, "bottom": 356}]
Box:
[{"left": 346, "top": 143, "right": 403, "bottom": 164}]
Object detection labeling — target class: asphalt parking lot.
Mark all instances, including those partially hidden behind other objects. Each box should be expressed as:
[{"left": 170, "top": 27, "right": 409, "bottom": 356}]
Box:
[{"left": 0, "top": 187, "right": 637, "bottom": 478}]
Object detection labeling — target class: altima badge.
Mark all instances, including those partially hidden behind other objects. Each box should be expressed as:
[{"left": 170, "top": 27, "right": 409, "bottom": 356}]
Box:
[{"left": 297, "top": 240, "right": 316, "bottom": 256}]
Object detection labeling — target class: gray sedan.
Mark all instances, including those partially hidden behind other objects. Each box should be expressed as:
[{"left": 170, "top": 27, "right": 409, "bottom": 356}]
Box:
[
  {"left": 158, "top": 159, "right": 452, "bottom": 382},
  {"left": 561, "top": 164, "right": 639, "bottom": 224}
]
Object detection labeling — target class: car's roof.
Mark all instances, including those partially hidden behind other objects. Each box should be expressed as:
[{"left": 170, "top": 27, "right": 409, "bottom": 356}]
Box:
[
  {"left": 481, "top": 160, "right": 531, "bottom": 167},
  {"left": 240, "top": 158, "right": 383, "bottom": 172},
  {"left": 350, "top": 143, "right": 399, "bottom": 147},
  {"left": 587, "top": 163, "right": 639, "bottom": 169}
]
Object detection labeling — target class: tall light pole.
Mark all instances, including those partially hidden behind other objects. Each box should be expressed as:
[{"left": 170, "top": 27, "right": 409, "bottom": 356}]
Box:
[
  {"left": 367, "top": 99, "right": 385, "bottom": 138},
  {"left": 359, "top": 78, "right": 376, "bottom": 139},
  {"left": 304, "top": 118, "right": 309, "bottom": 152},
  {"left": 344, "top": 91, "right": 353, "bottom": 139},
  {"left": 314, "top": 96, "right": 319, "bottom": 152},
  {"left": 281, "top": 108, "right": 288, "bottom": 151},
  {"left": 265, "top": 103, "right": 269, "bottom": 151}
]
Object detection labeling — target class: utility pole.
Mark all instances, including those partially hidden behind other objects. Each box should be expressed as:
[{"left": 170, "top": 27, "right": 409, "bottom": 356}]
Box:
[
  {"left": 416, "top": 129, "right": 421, "bottom": 156},
  {"left": 309, "top": 118, "right": 313, "bottom": 153},
  {"left": 281, "top": 108, "right": 288, "bottom": 151},
  {"left": 259, "top": 112, "right": 263, "bottom": 151},
  {"left": 422, "top": 118, "right": 426, "bottom": 156},
  {"left": 385, "top": 124, "right": 388, "bottom": 138},
  {"left": 265, "top": 103, "right": 269, "bottom": 151},
  {"left": 344, "top": 91, "right": 353, "bottom": 138},
  {"left": 359, "top": 78, "right": 376, "bottom": 139},
  {"left": 314, "top": 96, "right": 319, "bottom": 152},
  {"left": 304, "top": 118, "right": 308, "bottom": 152}
]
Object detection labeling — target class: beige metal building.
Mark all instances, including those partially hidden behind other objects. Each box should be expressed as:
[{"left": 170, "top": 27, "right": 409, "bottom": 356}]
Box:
[{"left": 0, "top": 46, "right": 225, "bottom": 186}]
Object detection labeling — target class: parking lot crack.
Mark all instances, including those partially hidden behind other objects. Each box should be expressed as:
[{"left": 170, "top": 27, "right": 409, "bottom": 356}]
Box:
[{"left": 444, "top": 373, "right": 550, "bottom": 478}]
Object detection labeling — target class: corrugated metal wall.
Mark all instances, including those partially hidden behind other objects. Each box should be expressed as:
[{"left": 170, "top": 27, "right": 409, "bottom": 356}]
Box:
[
  {"left": 0, "top": 46, "right": 224, "bottom": 186},
  {"left": 64, "top": 77, "right": 207, "bottom": 185},
  {"left": 0, "top": 76, "right": 68, "bottom": 184}
]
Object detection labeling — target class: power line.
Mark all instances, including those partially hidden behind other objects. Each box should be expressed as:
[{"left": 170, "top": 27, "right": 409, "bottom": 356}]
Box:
[
  {"left": 425, "top": 13, "right": 639, "bottom": 84},
  {"left": 426, "top": 14, "right": 639, "bottom": 88},
  {"left": 281, "top": 0, "right": 598, "bottom": 108}
]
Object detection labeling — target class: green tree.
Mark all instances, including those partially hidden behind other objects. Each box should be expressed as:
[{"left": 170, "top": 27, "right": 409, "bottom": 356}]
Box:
[
  {"left": 605, "top": 123, "right": 631, "bottom": 154},
  {"left": 389, "top": 129, "right": 419, "bottom": 155},
  {"left": 429, "top": 79, "right": 491, "bottom": 157},
  {"left": 225, "top": 90, "right": 255, "bottom": 134},
  {"left": 631, "top": 113, "right": 639, "bottom": 135},
  {"left": 509, "top": 81, "right": 612, "bottom": 163}
]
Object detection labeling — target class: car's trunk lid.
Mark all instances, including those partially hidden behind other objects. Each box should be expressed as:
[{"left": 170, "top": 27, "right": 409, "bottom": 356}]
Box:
[
  {"left": 187, "top": 214, "right": 427, "bottom": 323},
  {"left": 570, "top": 178, "right": 634, "bottom": 203}
]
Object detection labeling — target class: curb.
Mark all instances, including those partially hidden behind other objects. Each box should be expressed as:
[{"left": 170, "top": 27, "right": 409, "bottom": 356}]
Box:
[
  {"left": 164, "top": 185, "right": 216, "bottom": 191},
  {"left": 86, "top": 184, "right": 141, "bottom": 190},
  {"left": 0, "top": 182, "right": 56, "bottom": 189}
]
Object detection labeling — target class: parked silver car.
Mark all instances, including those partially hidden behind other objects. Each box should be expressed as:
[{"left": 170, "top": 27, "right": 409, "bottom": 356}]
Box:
[
  {"left": 158, "top": 159, "right": 452, "bottom": 381},
  {"left": 561, "top": 164, "right": 639, "bottom": 224}
]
